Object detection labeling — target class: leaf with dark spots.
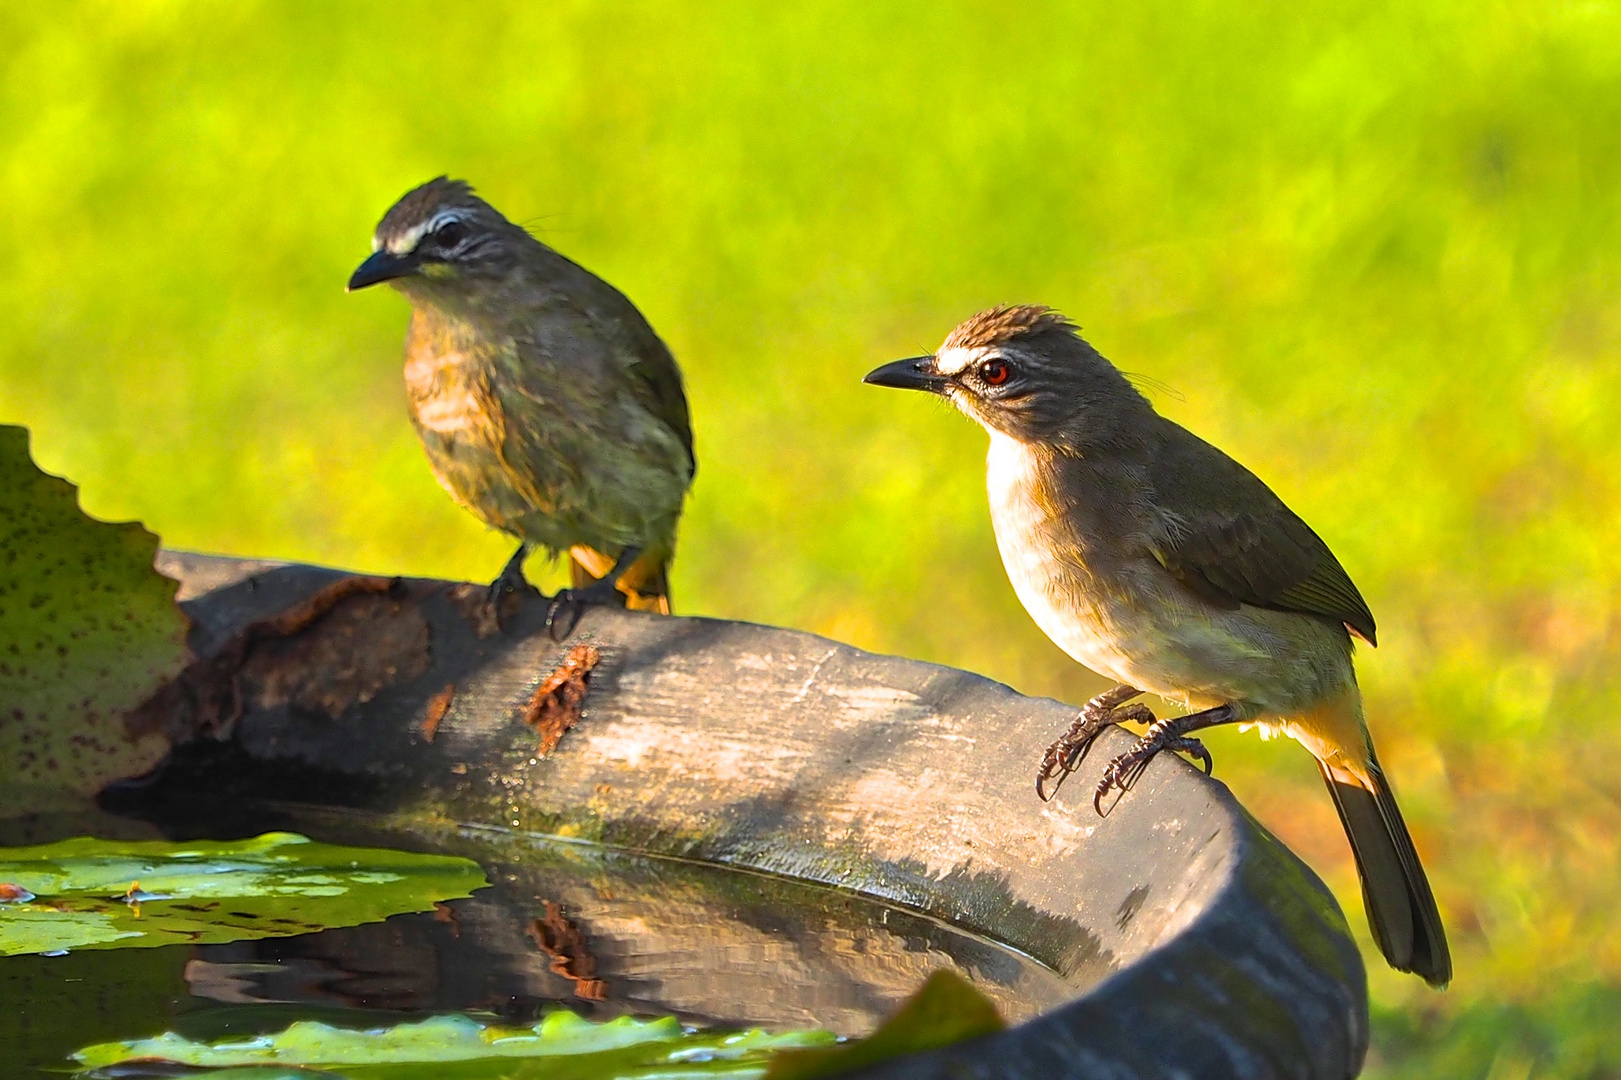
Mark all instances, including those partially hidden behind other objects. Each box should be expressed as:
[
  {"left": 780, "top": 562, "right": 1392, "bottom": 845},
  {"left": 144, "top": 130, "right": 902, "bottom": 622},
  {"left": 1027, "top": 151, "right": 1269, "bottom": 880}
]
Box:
[{"left": 0, "top": 425, "right": 190, "bottom": 799}]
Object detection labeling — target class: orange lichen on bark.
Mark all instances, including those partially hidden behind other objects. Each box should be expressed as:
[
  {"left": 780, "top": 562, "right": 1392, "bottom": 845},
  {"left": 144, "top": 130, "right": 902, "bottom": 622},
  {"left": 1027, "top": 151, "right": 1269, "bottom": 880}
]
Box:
[
  {"left": 420, "top": 684, "right": 455, "bottom": 742},
  {"left": 522, "top": 645, "right": 600, "bottom": 756}
]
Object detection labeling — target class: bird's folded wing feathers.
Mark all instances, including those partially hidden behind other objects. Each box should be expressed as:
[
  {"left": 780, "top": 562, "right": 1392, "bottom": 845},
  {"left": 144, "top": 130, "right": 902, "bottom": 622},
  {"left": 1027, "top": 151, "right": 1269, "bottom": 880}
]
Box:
[
  {"left": 1147, "top": 430, "right": 1378, "bottom": 645},
  {"left": 625, "top": 340, "right": 695, "bottom": 476},
  {"left": 545, "top": 286, "right": 696, "bottom": 479}
]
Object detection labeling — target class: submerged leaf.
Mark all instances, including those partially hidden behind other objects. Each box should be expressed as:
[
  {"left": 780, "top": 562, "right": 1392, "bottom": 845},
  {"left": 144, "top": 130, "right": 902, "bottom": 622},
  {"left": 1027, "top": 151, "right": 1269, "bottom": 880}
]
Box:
[
  {"left": 74, "top": 1011, "right": 836, "bottom": 1078},
  {"left": 0, "top": 424, "right": 190, "bottom": 800},
  {"left": 764, "top": 969, "right": 1004, "bottom": 1079},
  {"left": 0, "top": 832, "right": 486, "bottom": 956}
]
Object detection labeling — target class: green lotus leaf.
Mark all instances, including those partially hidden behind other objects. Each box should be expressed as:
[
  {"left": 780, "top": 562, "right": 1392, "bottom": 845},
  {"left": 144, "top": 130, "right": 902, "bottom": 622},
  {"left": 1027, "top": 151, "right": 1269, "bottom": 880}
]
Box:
[
  {"left": 74, "top": 1011, "right": 837, "bottom": 1079},
  {"left": 0, "top": 832, "right": 486, "bottom": 956},
  {"left": 0, "top": 424, "right": 190, "bottom": 800}
]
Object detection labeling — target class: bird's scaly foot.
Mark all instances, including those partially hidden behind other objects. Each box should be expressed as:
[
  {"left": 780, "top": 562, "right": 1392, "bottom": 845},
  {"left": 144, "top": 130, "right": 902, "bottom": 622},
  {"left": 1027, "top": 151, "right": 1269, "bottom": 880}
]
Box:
[
  {"left": 1093, "top": 715, "right": 1216, "bottom": 815},
  {"left": 485, "top": 544, "right": 537, "bottom": 631},
  {"left": 1036, "top": 685, "right": 1157, "bottom": 801},
  {"left": 546, "top": 577, "right": 627, "bottom": 641}
]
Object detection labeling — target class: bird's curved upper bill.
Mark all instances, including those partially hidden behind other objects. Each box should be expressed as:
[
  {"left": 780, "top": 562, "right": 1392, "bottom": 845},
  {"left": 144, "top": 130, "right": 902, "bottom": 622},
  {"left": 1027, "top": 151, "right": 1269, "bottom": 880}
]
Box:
[
  {"left": 862, "top": 356, "right": 948, "bottom": 394},
  {"left": 347, "top": 249, "right": 420, "bottom": 291}
]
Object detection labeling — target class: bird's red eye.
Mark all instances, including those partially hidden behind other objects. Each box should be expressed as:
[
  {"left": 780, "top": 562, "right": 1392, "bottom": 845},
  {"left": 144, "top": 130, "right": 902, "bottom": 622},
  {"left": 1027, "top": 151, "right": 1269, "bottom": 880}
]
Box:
[{"left": 980, "top": 359, "right": 1011, "bottom": 386}]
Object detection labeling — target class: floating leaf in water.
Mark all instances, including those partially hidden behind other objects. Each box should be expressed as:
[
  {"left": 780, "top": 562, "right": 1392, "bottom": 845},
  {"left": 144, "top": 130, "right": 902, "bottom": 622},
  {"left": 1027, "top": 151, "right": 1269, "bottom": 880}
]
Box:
[
  {"left": 74, "top": 1011, "right": 837, "bottom": 1079},
  {"left": 764, "top": 969, "right": 1004, "bottom": 1079},
  {"left": 86, "top": 1063, "right": 335, "bottom": 1070},
  {"left": 0, "top": 424, "right": 191, "bottom": 801},
  {"left": 0, "top": 832, "right": 486, "bottom": 956}
]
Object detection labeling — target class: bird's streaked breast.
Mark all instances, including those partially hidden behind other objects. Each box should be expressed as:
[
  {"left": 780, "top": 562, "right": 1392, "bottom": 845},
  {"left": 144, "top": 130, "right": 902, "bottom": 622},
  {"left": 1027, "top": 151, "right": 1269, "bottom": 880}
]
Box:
[{"left": 404, "top": 339, "right": 497, "bottom": 436}]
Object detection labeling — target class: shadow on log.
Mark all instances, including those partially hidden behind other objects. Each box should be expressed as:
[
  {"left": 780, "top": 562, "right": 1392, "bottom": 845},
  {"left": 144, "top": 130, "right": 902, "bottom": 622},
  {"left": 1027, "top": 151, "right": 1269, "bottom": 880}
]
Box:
[{"left": 118, "top": 551, "right": 1368, "bottom": 1080}]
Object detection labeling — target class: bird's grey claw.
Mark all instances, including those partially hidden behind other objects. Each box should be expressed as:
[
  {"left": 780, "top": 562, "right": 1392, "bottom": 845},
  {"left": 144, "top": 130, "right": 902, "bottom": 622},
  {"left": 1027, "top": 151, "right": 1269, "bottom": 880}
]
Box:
[
  {"left": 1035, "top": 750, "right": 1071, "bottom": 802},
  {"left": 1092, "top": 720, "right": 1213, "bottom": 815},
  {"left": 484, "top": 579, "right": 529, "bottom": 633},
  {"left": 545, "top": 581, "right": 627, "bottom": 641},
  {"left": 1094, "top": 750, "right": 1150, "bottom": 814},
  {"left": 1036, "top": 693, "right": 1156, "bottom": 803},
  {"left": 1186, "top": 738, "right": 1214, "bottom": 775},
  {"left": 1037, "top": 724, "right": 1101, "bottom": 801},
  {"left": 545, "top": 593, "right": 584, "bottom": 641}
]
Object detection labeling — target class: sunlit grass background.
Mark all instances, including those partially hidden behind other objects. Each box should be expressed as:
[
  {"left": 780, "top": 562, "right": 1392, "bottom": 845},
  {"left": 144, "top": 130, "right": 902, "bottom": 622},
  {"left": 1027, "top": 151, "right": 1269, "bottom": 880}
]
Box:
[{"left": 3, "top": 2, "right": 1619, "bottom": 1074}]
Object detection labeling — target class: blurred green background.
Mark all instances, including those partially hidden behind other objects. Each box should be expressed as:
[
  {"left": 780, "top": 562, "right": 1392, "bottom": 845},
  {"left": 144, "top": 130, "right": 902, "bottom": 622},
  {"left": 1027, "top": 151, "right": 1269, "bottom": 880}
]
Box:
[{"left": 2, "top": 1, "right": 1619, "bottom": 1074}]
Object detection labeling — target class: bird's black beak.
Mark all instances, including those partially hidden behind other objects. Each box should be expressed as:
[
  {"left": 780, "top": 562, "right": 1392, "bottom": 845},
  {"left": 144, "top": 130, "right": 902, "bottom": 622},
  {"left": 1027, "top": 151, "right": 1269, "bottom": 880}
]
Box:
[
  {"left": 347, "top": 249, "right": 419, "bottom": 291},
  {"left": 863, "top": 355, "right": 949, "bottom": 394}
]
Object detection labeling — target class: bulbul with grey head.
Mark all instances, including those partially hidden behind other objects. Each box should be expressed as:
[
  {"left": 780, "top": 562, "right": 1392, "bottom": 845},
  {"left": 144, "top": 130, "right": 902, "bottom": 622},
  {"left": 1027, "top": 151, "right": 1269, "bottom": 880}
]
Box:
[
  {"left": 348, "top": 178, "right": 695, "bottom": 635},
  {"left": 865, "top": 305, "right": 1449, "bottom": 987}
]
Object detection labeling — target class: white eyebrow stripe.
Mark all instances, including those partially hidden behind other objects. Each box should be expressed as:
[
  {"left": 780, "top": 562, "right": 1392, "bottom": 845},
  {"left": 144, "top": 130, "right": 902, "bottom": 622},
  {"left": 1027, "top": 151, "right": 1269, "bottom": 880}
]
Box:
[
  {"left": 385, "top": 224, "right": 427, "bottom": 255},
  {"left": 384, "top": 211, "right": 467, "bottom": 255},
  {"left": 934, "top": 345, "right": 988, "bottom": 376},
  {"left": 424, "top": 210, "right": 467, "bottom": 234}
]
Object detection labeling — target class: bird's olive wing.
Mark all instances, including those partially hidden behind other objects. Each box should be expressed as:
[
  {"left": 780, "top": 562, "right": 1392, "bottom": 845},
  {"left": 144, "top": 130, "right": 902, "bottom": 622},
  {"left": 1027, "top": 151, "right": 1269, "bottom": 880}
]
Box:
[
  {"left": 1148, "top": 430, "right": 1377, "bottom": 645},
  {"left": 562, "top": 277, "right": 696, "bottom": 479},
  {"left": 625, "top": 340, "right": 695, "bottom": 478}
]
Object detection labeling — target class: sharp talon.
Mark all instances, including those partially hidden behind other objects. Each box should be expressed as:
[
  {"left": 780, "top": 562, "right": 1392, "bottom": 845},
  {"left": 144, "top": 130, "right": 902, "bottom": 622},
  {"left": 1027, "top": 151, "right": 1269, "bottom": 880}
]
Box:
[
  {"left": 485, "top": 545, "right": 537, "bottom": 633},
  {"left": 1127, "top": 753, "right": 1153, "bottom": 789},
  {"left": 1036, "top": 738, "right": 1071, "bottom": 801},
  {"left": 1089, "top": 716, "right": 1222, "bottom": 816},
  {"left": 545, "top": 594, "right": 583, "bottom": 641},
  {"left": 1036, "top": 759, "right": 1066, "bottom": 802},
  {"left": 1054, "top": 742, "right": 1084, "bottom": 779},
  {"left": 1093, "top": 778, "right": 1128, "bottom": 817},
  {"left": 1036, "top": 687, "right": 1158, "bottom": 805},
  {"left": 1035, "top": 732, "right": 1088, "bottom": 803},
  {"left": 545, "top": 578, "right": 628, "bottom": 641},
  {"left": 1092, "top": 743, "right": 1154, "bottom": 816}
]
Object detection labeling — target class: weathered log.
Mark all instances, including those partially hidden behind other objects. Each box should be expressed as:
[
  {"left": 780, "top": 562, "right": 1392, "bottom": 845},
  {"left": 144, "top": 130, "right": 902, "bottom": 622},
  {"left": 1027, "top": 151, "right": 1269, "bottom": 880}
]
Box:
[{"left": 125, "top": 551, "right": 1367, "bottom": 1079}]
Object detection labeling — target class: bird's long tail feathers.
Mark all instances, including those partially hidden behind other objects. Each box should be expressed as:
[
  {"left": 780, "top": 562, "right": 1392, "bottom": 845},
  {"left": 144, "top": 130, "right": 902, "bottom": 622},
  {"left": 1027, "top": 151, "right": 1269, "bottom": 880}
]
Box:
[
  {"left": 570, "top": 546, "right": 671, "bottom": 614},
  {"left": 1319, "top": 755, "right": 1451, "bottom": 988}
]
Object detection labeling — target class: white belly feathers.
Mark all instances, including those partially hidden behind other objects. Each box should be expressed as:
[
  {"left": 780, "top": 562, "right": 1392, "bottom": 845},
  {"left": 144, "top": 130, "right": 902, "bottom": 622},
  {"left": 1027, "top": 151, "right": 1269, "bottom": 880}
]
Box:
[
  {"left": 985, "top": 433, "right": 1133, "bottom": 680},
  {"left": 983, "top": 432, "right": 1275, "bottom": 709}
]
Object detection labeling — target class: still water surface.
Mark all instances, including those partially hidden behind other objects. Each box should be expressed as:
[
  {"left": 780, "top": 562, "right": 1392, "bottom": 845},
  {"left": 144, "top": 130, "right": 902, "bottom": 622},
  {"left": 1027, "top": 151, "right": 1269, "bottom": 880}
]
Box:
[{"left": 1, "top": 811, "right": 1072, "bottom": 1078}]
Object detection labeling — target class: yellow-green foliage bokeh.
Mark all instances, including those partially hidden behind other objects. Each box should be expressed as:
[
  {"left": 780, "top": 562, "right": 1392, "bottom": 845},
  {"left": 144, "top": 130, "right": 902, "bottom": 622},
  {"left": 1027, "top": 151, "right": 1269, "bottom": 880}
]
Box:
[{"left": 2, "top": 3, "right": 1618, "bottom": 1075}]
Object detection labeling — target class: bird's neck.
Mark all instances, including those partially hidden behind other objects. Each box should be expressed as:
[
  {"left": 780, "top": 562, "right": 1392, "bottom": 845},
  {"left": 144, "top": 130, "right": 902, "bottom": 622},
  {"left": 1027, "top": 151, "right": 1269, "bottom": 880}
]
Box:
[
  {"left": 396, "top": 279, "right": 495, "bottom": 328},
  {"left": 985, "top": 430, "right": 1151, "bottom": 558}
]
